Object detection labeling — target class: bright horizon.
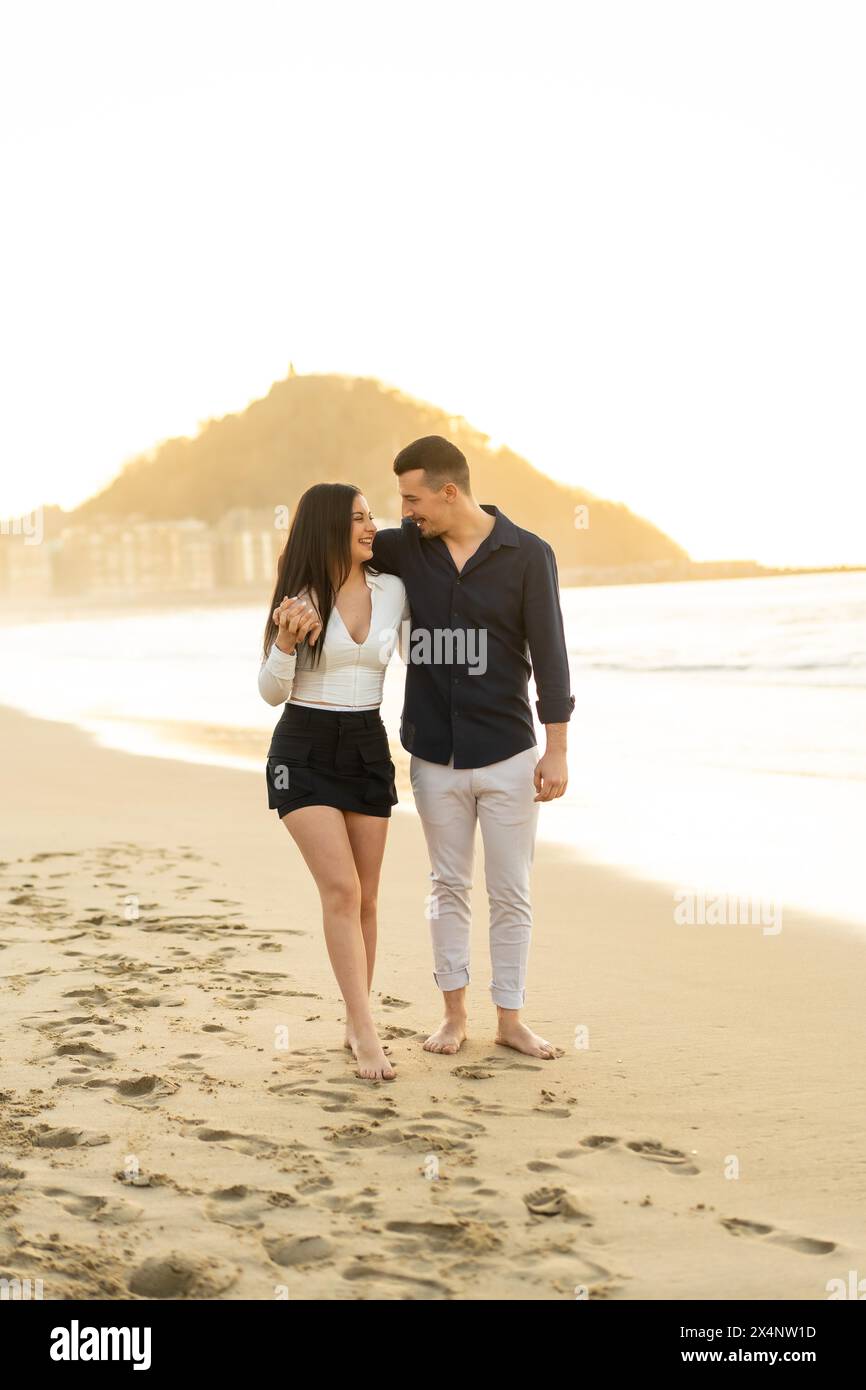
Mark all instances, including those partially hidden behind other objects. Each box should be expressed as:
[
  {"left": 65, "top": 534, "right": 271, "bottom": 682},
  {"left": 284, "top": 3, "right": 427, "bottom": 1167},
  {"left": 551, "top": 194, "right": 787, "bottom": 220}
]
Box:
[{"left": 1, "top": 1, "right": 864, "bottom": 566}]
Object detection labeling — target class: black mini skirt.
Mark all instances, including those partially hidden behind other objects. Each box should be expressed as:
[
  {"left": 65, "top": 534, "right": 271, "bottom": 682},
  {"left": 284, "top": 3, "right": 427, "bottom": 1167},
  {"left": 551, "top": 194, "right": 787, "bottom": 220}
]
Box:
[{"left": 266, "top": 703, "right": 398, "bottom": 820}]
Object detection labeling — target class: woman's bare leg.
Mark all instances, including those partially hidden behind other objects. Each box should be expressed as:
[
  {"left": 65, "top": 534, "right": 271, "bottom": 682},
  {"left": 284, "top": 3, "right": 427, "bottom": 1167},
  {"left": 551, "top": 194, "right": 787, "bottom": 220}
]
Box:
[
  {"left": 281, "top": 804, "right": 395, "bottom": 1081},
  {"left": 342, "top": 810, "right": 389, "bottom": 1055}
]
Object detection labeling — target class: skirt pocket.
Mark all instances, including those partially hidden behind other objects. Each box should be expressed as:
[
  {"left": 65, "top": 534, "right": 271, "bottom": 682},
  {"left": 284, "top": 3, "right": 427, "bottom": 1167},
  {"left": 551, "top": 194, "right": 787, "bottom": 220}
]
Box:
[
  {"left": 266, "top": 734, "right": 314, "bottom": 810},
  {"left": 356, "top": 730, "right": 398, "bottom": 808}
]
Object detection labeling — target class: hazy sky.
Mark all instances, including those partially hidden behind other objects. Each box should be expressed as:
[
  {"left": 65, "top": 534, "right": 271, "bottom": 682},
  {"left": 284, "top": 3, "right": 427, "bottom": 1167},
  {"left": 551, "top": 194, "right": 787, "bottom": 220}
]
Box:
[{"left": 1, "top": 1, "right": 863, "bottom": 564}]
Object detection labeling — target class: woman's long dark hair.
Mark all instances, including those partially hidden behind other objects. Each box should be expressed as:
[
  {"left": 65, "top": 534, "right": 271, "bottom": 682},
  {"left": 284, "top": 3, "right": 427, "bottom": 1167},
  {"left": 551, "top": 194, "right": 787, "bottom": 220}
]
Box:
[{"left": 263, "top": 482, "right": 373, "bottom": 665}]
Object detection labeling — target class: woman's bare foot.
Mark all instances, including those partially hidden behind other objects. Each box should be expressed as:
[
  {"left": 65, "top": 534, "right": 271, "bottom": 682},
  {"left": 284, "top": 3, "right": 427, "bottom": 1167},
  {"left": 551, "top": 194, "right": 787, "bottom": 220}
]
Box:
[
  {"left": 353, "top": 1025, "right": 396, "bottom": 1081},
  {"left": 344, "top": 1029, "right": 390, "bottom": 1057},
  {"left": 423, "top": 1015, "right": 467, "bottom": 1055},
  {"left": 495, "top": 1015, "right": 561, "bottom": 1059}
]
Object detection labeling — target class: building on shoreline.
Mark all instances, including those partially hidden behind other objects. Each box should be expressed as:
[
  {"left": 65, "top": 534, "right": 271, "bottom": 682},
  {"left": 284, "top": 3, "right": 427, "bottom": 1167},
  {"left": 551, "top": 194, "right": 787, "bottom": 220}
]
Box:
[{"left": 0, "top": 510, "right": 287, "bottom": 597}]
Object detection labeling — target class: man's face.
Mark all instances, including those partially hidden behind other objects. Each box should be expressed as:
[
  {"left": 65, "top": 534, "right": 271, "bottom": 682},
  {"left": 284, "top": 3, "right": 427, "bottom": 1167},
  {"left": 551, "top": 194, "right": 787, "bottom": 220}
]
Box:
[{"left": 397, "top": 469, "right": 451, "bottom": 538}]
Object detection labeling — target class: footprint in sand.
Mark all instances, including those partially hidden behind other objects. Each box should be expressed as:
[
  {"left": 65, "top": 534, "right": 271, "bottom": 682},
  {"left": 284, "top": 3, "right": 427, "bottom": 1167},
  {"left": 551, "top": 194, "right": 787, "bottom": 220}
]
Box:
[
  {"left": 116, "top": 988, "right": 185, "bottom": 1010},
  {"left": 320, "top": 1191, "right": 379, "bottom": 1216},
  {"left": 484, "top": 1053, "right": 545, "bottom": 1070},
  {"left": 31, "top": 1126, "right": 111, "bottom": 1149},
  {"left": 539, "top": 1137, "right": 618, "bottom": 1162},
  {"left": 55, "top": 1072, "right": 180, "bottom": 1103},
  {"left": 173, "top": 1054, "right": 206, "bottom": 1072},
  {"left": 419, "top": 1109, "right": 487, "bottom": 1135},
  {"left": 221, "top": 989, "right": 320, "bottom": 1010},
  {"left": 450, "top": 1094, "right": 508, "bottom": 1117},
  {"left": 51, "top": 1041, "right": 115, "bottom": 1066},
  {"left": 112, "top": 1074, "right": 181, "bottom": 1106},
  {"left": 62, "top": 987, "right": 111, "bottom": 1006},
  {"left": 186, "top": 1126, "right": 278, "bottom": 1157},
  {"left": 217, "top": 993, "right": 270, "bottom": 1012},
  {"left": 453, "top": 1055, "right": 543, "bottom": 1080},
  {"left": 265, "top": 1234, "right": 334, "bottom": 1267},
  {"left": 22, "top": 1009, "right": 126, "bottom": 1039},
  {"left": 203, "top": 1184, "right": 292, "bottom": 1228},
  {"left": 40, "top": 1187, "right": 143, "bottom": 1223},
  {"left": 294, "top": 1174, "right": 334, "bottom": 1193},
  {"left": 269, "top": 1081, "right": 397, "bottom": 1119},
  {"left": 626, "top": 1139, "right": 699, "bottom": 1175},
  {"left": 128, "top": 1252, "right": 239, "bottom": 1299},
  {"left": 341, "top": 1263, "right": 452, "bottom": 1295},
  {"left": 324, "top": 1121, "right": 474, "bottom": 1156},
  {"left": 720, "top": 1217, "right": 836, "bottom": 1255},
  {"left": 523, "top": 1186, "right": 594, "bottom": 1223},
  {"left": 385, "top": 1217, "right": 503, "bottom": 1253},
  {"left": 532, "top": 1092, "right": 572, "bottom": 1118}
]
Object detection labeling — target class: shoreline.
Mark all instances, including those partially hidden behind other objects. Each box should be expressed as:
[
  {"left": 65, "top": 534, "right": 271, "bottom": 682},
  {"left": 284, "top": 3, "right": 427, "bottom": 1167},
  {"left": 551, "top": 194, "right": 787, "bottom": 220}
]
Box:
[
  {"left": 1, "top": 702, "right": 864, "bottom": 1300},
  {"left": 0, "top": 564, "right": 863, "bottom": 626},
  {"left": 3, "top": 697, "right": 864, "bottom": 935}
]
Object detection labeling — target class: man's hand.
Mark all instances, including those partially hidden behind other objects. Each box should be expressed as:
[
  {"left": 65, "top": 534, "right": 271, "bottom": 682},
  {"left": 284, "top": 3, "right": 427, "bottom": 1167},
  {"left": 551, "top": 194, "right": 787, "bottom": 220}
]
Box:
[
  {"left": 273, "top": 595, "right": 322, "bottom": 653},
  {"left": 533, "top": 748, "right": 568, "bottom": 802}
]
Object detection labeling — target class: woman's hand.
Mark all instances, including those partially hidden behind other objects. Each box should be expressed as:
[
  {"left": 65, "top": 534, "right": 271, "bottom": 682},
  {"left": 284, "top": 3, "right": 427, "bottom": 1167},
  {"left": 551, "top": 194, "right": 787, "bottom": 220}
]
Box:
[{"left": 273, "top": 595, "right": 322, "bottom": 653}]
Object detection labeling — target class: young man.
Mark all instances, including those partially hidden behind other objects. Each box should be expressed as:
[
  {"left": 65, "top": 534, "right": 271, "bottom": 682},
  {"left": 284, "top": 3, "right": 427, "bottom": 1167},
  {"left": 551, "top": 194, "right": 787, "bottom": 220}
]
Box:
[{"left": 371, "top": 435, "right": 574, "bottom": 1059}]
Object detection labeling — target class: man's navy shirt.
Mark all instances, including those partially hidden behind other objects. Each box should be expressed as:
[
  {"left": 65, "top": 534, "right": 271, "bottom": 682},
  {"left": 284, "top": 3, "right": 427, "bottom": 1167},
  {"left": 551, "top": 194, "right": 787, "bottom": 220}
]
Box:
[{"left": 371, "top": 504, "right": 575, "bottom": 769}]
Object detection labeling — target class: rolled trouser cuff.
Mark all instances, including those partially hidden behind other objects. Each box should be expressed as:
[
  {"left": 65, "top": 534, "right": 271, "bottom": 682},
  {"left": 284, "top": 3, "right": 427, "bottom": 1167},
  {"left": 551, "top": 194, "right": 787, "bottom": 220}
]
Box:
[
  {"left": 490, "top": 985, "right": 526, "bottom": 1009},
  {"left": 433, "top": 967, "right": 470, "bottom": 993}
]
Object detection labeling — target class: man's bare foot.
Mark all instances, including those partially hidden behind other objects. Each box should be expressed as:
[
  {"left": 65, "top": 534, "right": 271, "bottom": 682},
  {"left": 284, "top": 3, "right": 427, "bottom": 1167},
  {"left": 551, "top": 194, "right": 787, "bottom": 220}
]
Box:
[
  {"left": 353, "top": 1026, "right": 396, "bottom": 1081},
  {"left": 423, "top": 1016, "right": 467, "bottom": 1055},
  {"left": 495, "top": 1017, "right": 561, "bottom": 1059}
]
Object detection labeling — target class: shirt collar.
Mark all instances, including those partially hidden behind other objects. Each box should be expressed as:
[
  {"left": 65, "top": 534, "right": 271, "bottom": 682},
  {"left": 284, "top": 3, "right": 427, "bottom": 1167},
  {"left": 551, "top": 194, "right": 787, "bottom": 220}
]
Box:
[{"left": 480, "top": 504, "right": 520, "bottom": 549}]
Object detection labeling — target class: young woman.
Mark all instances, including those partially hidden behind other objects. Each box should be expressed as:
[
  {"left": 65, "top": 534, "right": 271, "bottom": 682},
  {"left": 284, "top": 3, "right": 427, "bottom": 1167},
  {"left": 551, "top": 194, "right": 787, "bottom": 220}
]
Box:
[{"left": 258, "top": 483, "right": 408, "bottom": 1082}]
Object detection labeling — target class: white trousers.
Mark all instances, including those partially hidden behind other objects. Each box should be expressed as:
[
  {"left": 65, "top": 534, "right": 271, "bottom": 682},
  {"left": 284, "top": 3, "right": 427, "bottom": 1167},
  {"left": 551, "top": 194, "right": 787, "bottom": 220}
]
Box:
[{"left": 409, "top": 744, "right": 540, "bottom": 1009}]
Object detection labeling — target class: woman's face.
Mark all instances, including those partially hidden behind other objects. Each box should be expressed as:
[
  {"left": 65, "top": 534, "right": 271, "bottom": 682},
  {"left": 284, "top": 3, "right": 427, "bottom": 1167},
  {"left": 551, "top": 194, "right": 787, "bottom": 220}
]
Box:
[{"left": 350, "top": 493, "right": 377, "bottom": 563}]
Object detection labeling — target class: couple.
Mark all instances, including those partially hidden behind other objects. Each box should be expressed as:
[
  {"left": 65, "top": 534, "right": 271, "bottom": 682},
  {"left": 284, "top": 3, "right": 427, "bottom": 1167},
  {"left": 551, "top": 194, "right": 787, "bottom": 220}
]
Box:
[{"left": 258, "top": 434, "right": 574, "bottom": 1081}]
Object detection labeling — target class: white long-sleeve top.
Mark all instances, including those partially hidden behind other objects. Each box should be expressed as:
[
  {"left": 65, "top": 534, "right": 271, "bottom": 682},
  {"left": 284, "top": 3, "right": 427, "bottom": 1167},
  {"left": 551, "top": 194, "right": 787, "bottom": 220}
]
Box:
[{"left": 258, "top": 569, "right": 409, "bottom": 709}]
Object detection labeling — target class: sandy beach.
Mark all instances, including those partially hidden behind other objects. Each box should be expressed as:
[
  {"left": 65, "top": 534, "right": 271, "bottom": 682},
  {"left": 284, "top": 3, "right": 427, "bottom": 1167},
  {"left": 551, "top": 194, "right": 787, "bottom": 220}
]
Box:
[{"left": 1, "top": 701, "right": 864, "bottom": 1302}]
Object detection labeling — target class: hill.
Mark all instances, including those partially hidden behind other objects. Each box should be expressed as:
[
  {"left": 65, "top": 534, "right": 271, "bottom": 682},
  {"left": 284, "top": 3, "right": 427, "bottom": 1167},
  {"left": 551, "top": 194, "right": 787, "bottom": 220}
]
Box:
[{"left": 70, "top": 372, "right": 689, "bottom": 567}]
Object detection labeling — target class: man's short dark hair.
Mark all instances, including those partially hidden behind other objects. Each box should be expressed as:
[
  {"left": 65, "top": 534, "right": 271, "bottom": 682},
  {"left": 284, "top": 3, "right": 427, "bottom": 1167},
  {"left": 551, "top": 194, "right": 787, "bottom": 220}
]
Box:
[{"left": 393, "top": 435, "right": 471, "bottom": 493}]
